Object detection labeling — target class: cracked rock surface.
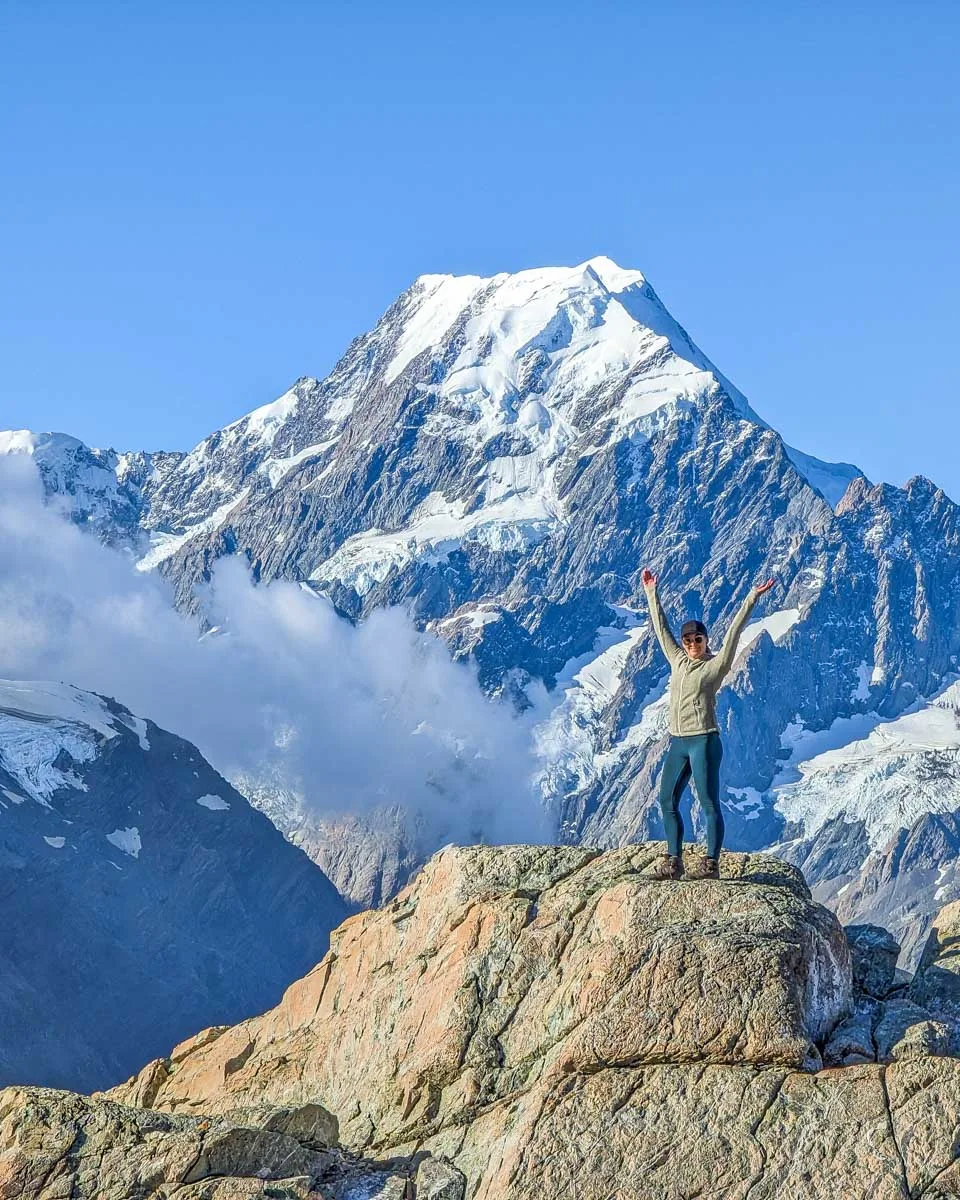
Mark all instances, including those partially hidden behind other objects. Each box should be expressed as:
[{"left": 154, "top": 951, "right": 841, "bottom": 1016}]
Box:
[
  {"left": 0, "top": 1088, "right": 464, "bottom": 1199},
  {"left": 109, "top": 844, "right": 851, "bottom": 1149},
  {"left": 10, "top": 843, "right": 960, "bottom": 1198}
]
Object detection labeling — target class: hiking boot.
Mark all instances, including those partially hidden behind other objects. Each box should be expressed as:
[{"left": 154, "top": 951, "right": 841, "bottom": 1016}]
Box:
[
  {"left": 652, "top": 855, "right": 684, "bottom": 881},
  {"left": 686, "top": 856, "right": 720, "bottom": 880}
]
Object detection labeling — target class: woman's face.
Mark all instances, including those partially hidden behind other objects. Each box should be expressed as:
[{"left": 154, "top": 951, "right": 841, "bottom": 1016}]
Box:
[{"left": 683, "top": 632, "right": 709, "bottom": 660}]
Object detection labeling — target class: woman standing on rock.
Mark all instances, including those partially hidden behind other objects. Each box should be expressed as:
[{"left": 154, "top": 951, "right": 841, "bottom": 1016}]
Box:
[{"left": 641, "top": 569, "right": 775, "bottom": 881}]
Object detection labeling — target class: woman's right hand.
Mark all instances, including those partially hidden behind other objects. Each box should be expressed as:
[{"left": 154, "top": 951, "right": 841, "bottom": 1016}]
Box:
[{"left": 641, "top": 568, "right": 657, "bottom": 586}]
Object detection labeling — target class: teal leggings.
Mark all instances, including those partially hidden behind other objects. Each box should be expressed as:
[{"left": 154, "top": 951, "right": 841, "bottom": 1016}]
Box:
[{"left": 659, "top": 732, "right": 724, "bottom": 859}]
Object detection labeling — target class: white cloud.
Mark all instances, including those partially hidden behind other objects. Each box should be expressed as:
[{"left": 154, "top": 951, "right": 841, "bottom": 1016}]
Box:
[{"left": 0, "top": 456, "right": 547, "bottom": 849}]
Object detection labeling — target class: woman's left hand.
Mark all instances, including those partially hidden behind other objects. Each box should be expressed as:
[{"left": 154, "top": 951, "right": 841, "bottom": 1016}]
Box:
[{"left": 755, "top": 577, "right": 776, "bottom": 595}]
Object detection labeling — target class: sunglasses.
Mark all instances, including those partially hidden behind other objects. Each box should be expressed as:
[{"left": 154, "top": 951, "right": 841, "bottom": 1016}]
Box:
[{"left": 682, "top": 635, "right": 706, "bottom": 645}]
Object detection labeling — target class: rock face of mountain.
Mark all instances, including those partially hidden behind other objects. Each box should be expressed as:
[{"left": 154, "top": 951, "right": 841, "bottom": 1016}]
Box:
[
  {"left": 8, "top": 842, "right": 960, "bottom": 1198},
  {"left": 0, "top": 679, "right": 348, "bottom": 1093},
  {"left": 5, "top": 257, "right": 960, "bottom": 954},
  {"left": 0, "top": 430, "right": 181, "bottom": 548},
  {"left": 231, "top": 776, "right": 427, "bottom": 910}
]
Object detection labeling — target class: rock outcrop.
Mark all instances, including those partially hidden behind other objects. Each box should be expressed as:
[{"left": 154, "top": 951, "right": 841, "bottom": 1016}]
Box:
[
  {"left": 823, "top": 905, "right": 960, "bottom": 1068},
  {"left": 7, "top": 843, "right": 960, "bottom": 1198},
  {"left": 108, "top": 845, "right": 852, "bottom": 1136},
  {"left": 909, "top": 898, "right": 960, "bottom": 1026},
  {"left": 0, "top": 1087, "right": 464, "bottom": 1198}
]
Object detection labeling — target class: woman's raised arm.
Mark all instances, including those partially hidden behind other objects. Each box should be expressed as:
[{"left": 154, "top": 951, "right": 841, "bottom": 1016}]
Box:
[
  {"left": 708, "top": 577, "right": 776, "bottom": 680},
  {"left": 642, "top": 569, "right": 684, "bottom": 666}
]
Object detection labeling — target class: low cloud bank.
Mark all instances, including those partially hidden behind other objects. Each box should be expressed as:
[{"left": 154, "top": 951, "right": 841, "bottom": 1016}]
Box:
[{"left": 0, "top": 457, "right": 548, "bottom": 847}]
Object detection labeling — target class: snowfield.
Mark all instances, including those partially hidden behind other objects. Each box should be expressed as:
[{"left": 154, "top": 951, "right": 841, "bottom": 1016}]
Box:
[
  {"left": 0, "top": 681, "right": 153, "bottom": 808},
  {"left": 776, "top": 679, "right": 960, "bottom": 846}
]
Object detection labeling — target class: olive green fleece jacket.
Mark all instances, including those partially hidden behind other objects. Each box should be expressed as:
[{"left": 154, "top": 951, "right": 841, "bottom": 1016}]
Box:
[{"left": 643, "top": 582, "right": 761, "bottom": 737}]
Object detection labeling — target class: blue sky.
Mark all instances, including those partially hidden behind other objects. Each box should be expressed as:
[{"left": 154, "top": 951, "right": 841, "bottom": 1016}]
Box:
[{"left": 3, "top": 1, "right": 959, "bottom": 496}]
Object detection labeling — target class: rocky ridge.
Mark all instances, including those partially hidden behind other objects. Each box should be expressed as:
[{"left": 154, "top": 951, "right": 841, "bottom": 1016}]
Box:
[
  {"left": 6, "top": 843, "right": 960, "bottom": 1197},
  {"left": 0, "top": 679, "right": 348, "bottom": 1093}
]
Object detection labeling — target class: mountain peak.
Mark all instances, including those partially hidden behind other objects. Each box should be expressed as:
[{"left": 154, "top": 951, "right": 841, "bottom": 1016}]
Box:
[
  {"left": 0, "top": 429, "right": 90, "bottom": 457},
  {"left": 389, "top": 255, "right": 746, "bottom": 434},
  {"left": 579, "top": 254, "right": 647, "bottom": 292},
  {"left": 411, "top": 255, "right": 645, "bottom": 294}
]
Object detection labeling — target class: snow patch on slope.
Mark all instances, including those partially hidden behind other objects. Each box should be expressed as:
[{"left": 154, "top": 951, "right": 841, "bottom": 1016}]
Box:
[
  {"left": 196, "top": 793, "right": 230, "bottom": 811},
  {"left": 775, "top": 679, "right": 960, "bottom": 846},
  {"left": 785, "top": 446, "right": 863, "bottom": 509},
  {"left": 118, "top": 713, "right": 150, "bottom": 751},
  {"left": 242, "top": 387, "right": 301, "bottom": 443},
  {"left": 852, "top": 662, "right": 873, "bottom": 702},
  {"left": 0, "top": 681, "right": 152, "bottom": 805},
  {"left": 106, "top": 826, "right": 141, "bottom": 858},
  {"left": 260, "top": 436, "right": 341, "bottom": 487},
  {"left": 386, "top": 274, "right": 488, "bottom": 383},
  {"left": 0, "top": 681, "right": 119, "bottom": 741},
  {"left": 534, "top": 612, "right": 650, "bottom": 800},
  {"left": 313, "top": 488, "right": 556, "bottom": 595},
  {"left": 178, "top": 386, "right": 303, "bottom": 480},
  {"left": 0, "top": 713, "right": 96, "bottom": 806},
  {"left": 739, "top": 607, "right": 803, "bottom": 653},
  {"left": 436, "top": 605, "right": 502, "bottom": 635},
  {"left": 136, "top": 490, "right": 249, "bottom": 572},
  {"left": 727, "top": 786, "right": 764, "bottom": 815}
]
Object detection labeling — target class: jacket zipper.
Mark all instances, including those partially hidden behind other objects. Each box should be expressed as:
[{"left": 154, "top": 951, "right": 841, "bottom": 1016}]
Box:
[{"left": 678, "top": 664, "right": 686, "bottom": 735}]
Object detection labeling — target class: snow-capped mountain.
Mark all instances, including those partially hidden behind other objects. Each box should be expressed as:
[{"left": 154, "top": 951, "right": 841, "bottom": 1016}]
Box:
[
  {"left": 0, "top": 678, "right": 347, "bottom": 1091},
  {"left": 0, "top": 430, "right": 181, "bottom": 548},
  {"left": 5, "top": 255, "right": 959, "bottom": 959},
  {"left": 144, "top": 258, "right": 858, "bottom": 612}
]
